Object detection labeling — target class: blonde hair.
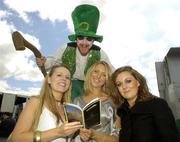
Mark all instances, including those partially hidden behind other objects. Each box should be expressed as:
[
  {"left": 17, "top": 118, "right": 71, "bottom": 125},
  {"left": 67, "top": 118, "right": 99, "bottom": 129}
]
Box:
[
  {"left": 32, "top": 64, "right": 72, "bottom": 130},
  {"left": 84, "top": 61, "right": 112, "bottom": 96}
]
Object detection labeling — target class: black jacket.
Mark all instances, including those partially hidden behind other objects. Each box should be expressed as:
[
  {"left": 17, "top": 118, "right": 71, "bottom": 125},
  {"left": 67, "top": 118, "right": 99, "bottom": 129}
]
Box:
[{"left": 117, "top": 98, "right": 180, "bottom": 142}]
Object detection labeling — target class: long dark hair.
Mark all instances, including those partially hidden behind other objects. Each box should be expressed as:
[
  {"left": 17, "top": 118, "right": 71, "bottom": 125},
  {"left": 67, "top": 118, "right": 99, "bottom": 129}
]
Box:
[{"left": 111, "top": 66, "right": 156, "bottom": 106}]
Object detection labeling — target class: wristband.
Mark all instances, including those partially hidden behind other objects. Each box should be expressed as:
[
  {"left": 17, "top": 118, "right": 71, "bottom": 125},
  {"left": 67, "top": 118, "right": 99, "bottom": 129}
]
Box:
[{"left": 33, "top": 131, "right": 41, "bottom": 142}]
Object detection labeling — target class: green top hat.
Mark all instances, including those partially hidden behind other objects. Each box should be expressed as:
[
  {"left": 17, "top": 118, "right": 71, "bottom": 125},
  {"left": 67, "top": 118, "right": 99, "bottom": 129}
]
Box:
[{"left": 68, "top": 4, "right": 103, "bottom": 43}]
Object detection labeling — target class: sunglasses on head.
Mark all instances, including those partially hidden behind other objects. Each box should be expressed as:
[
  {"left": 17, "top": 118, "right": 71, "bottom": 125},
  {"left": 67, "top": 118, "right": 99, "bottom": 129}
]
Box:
[{"left": 77, "top": 35, "right": 94, "bottom": 41}]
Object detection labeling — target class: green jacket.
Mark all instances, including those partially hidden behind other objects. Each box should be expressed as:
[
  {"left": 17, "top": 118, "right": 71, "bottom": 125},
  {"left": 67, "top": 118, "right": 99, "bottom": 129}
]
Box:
[{"left": 62, "top": 42, "right": 101, "bottom": 76}]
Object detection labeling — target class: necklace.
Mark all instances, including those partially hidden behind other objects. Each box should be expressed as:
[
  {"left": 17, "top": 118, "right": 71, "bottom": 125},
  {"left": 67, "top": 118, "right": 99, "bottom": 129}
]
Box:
[
  {"left": 57, "top": 102, "right": 62, "bottom": 106},
  {"left": 55, "top": 98, "right": 62, "bottom": 106}
]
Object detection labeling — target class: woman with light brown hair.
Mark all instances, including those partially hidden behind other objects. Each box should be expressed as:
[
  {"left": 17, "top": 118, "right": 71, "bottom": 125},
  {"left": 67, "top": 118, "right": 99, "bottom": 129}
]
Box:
[{"left": 9, "top": 64, "right": 82, "bottom": 142}]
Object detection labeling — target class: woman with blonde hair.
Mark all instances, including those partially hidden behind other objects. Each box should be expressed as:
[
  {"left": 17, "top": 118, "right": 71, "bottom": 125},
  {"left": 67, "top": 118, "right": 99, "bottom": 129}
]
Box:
[
  {"left": 74, "top": 61, "right": 120, "bottom": 142},
  {"left": 10, "top": 64, "right": 82, "bottom": 142}
]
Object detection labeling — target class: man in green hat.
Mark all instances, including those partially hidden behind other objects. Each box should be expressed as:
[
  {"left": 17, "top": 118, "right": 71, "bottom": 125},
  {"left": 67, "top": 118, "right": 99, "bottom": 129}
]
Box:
[{"left": 36, "top": 4, "right": 113, "bottom": 101}]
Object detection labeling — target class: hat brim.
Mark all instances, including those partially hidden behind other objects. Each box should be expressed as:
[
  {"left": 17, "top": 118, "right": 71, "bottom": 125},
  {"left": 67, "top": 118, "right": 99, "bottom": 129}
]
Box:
[{"left": 68, "top": 32, "right": 103, "bottom": 43}]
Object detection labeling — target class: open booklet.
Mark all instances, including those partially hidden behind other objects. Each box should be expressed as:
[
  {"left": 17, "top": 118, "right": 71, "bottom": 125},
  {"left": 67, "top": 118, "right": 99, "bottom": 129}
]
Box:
[{"left": 63, "top": 98, "right": 101, "bottom": 128}]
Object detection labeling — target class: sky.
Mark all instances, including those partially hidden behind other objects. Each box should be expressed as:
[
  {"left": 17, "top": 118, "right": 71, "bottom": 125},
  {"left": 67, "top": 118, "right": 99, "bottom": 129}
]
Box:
[{"left": 1, "top": 0, "right": 180, "bottom": 97}]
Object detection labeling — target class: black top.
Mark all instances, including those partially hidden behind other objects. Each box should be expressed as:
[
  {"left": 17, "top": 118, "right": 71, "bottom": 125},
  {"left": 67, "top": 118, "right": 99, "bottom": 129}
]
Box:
[{"left": 117, "top": 98, "right": 180, "bottom": 142}]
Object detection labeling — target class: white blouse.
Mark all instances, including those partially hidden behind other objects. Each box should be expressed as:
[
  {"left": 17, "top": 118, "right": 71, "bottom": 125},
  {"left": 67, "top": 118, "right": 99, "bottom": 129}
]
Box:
[{"left": 37, "top": 107, "right": 68, "bottom": 142}]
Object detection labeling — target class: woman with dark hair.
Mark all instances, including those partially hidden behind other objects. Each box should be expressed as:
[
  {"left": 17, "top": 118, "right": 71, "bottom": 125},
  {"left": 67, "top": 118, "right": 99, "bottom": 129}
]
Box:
[
  {"left": 111, "top": 66, "right": 179, "bottom": 142},
  {"left": 9, "top": 64, "right": 82, "bottom": 142}
]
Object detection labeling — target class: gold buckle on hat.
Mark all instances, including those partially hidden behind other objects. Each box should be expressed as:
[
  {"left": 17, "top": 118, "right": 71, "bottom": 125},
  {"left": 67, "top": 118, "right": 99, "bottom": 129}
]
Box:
[{"left": 79, "top": 22, "right": 89, "bottom": 31}]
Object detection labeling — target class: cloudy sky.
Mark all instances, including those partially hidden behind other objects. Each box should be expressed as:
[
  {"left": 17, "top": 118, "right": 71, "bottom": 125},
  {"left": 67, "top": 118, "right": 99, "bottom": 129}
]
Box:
[{"left": 1, "top": 0, "right": 180, "bottom": 96}]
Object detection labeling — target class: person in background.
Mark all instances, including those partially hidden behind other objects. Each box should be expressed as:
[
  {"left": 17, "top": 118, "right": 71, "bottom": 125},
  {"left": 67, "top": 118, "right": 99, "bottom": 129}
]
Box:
[
  {"left": 0, "top": 112, "right": 16, "bottom": 137},
  {"left": 74, "top": 61, "right": 120, "bottom": 142},
  {"left": 110, "top": 66, "right": 180, "bottom": 142},
  {"left": 36, "top": 4, "right": 113, "bottom": 102},
  {"left": 9, "top": 64, "right": 82, "bottom": 142}
]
